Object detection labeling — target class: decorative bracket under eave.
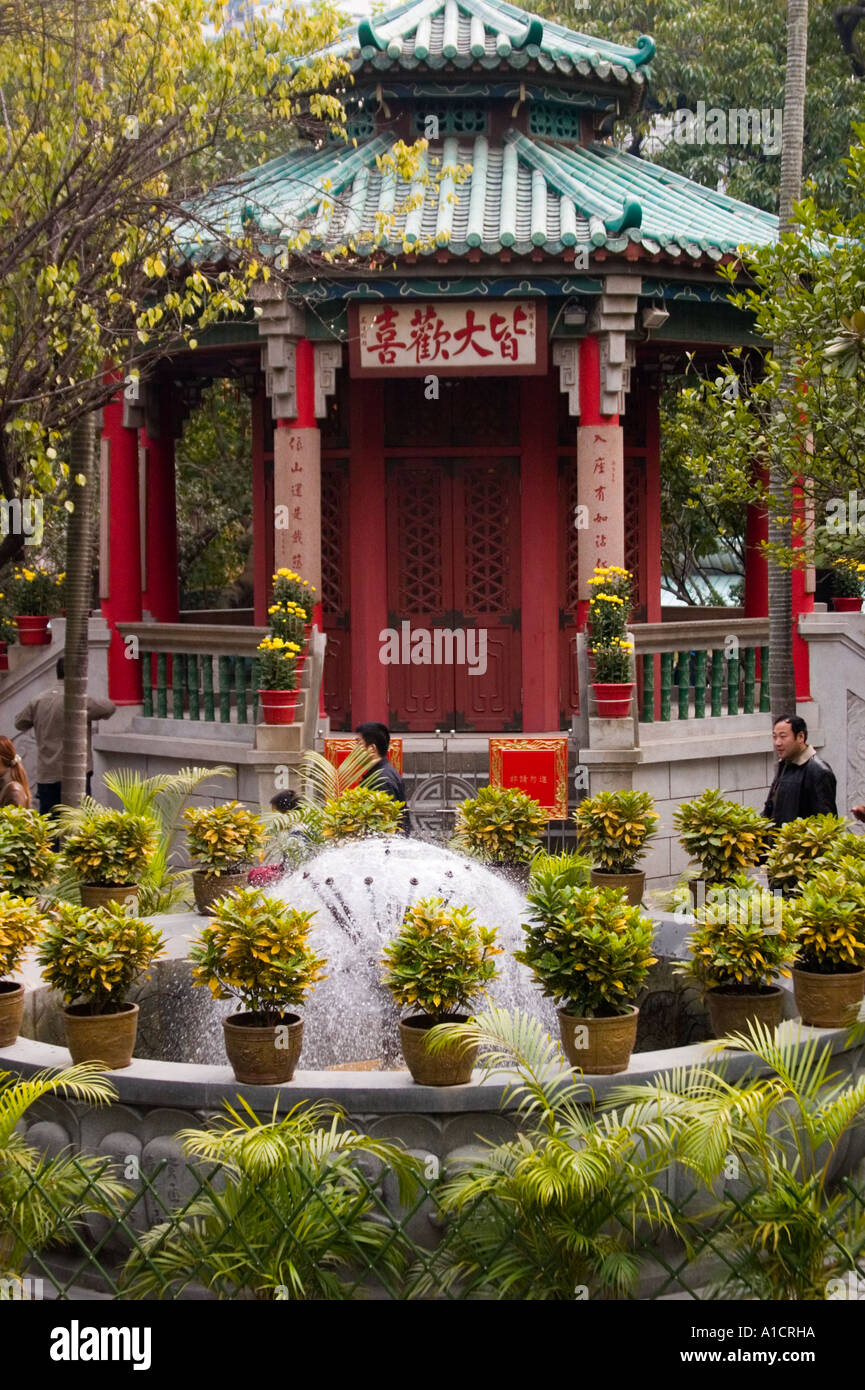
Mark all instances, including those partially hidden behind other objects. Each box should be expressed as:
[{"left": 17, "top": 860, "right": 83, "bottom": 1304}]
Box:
[
  {"left": 552, "top": 341, "right": 579, "bottom": 417},
  {"left": 252, "top": 280, "right": 305, "bottom": 420},
  {"left": 314, "top": 343, "right": 343, "bottom": 419},
  {"left": 590, "top": 273, "right": 641, "bottom": 415}
]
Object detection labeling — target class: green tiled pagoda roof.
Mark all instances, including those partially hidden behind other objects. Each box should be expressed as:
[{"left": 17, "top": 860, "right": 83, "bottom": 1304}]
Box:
[
  {"left": 185, "top": 131, "right": 778, "bottom": 264},
  {"left": 294, "top": 0, "right": 654, "bottom": 87}
]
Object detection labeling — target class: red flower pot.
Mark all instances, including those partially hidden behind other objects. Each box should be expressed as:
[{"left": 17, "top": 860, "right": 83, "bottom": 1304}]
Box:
[
  {"left": 0, "top": 641, "right": 7, "bottom": 672},
  {"left": 258, "top": 688, "right": 299, "bottom": 725},
  {"left": 833, "top": 596, "right": 863, "bottom": 613},
  {"left": 593, "top": 681, "right": 635, "bottom": 718},
  {"left": 16, "top": 615, "right": 50, "bottom": 645},
  {"left": 294, "top": 653, "right": 307, "bottom": 677}
]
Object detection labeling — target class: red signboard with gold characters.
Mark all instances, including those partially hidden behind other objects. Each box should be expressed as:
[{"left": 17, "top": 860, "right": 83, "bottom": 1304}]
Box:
[
  {"left": 323, "top": 737, "right": 404, "bottom": 790},
  {"left": 489, "top": 737, "right": 568, "bottom": 820}
]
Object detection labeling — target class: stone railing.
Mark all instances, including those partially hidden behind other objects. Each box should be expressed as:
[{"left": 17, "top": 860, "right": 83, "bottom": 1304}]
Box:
[
  {"left": 118, "top": 623, "right": 268, "bottom": 724},
  {"left": 632, "top": 618, "right": 770, "bottom": 723}
]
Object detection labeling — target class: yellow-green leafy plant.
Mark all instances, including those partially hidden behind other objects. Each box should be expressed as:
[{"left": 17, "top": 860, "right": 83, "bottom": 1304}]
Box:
[
  {"left": 37, "top": 903, "right": 165, "bottom": 1014},
  {"left": 453, "top": 786, "right": 548, "bottom": 864},
  {"left": 818, "top": 832, "right": 865, "bottom": 871},
  {"left": 382, "top": 897, "right": 502, "bottom": 1022},
  {"left": 183, "top": 802, "right": 266, "bottom": 875},
  {"left": 675, "top": 875, "right": 799, "bottom": 993},
  {"left": 0, "top": 807, "right": 58, "bottom": 896},
  {"left": 320, "top": 785, "right": 403, "bottom": 842},
  {"left": 830, "top": 556, "right": 865, "bottom": 598},
  {"left": 0, "top": 892, "right": 47, "bottom": 979},
  {"left": 673, "top": 789, "right": 775, "bottom": 884},
  {"left": 765, "top": 814, "right": 851, "bottom": 895},
  {"left": 575, "top": 790, "right": 658, "bottom": 873},
  {"left": 8, "top": 566, "right": 64, "bottom": 617},
  {"left": 189, "top": 888, "right": 326, "bottom": 1024},
  {"left": 255, "top": 635, "right": 302, "bottom": 690},
  {"left": 61, "top": 810, "right": 157, "bottom": 888},
  {"left": 517, "top": 881, "right": 657, "bottom": 1018},
  {"left": 528, "top": 850, "right": 591, "bottom": 889},
  {"left": 784, "top": 868, "right": 865, "bottom": 974},
  {"left": 591, "top": 636, "right": 634, "bottom": 683}
]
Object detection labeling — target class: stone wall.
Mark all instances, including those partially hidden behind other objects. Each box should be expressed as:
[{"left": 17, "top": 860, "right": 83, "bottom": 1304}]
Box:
[{"left": 801, "top": 611, "right": 865, "bottom": 816}]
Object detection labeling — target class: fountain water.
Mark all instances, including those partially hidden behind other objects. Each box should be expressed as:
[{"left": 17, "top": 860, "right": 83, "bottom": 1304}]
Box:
[{"left": 267, "top": 837, "right": 556, "bottom": 1068}]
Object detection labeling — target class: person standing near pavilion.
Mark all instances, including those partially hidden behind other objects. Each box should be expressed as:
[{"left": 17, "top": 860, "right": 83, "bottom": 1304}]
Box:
[
  {"left": 0, "top": 737, "right": 32, "bottom": 808},
  {"left": 14, "top": 657, "right": 116, "bottom": 815},
  {"left": 763, "top": 714, "right": 837, "bottom": 827},
  {"left": 355, "top": 721, "right": 411, "bottom": 834}
]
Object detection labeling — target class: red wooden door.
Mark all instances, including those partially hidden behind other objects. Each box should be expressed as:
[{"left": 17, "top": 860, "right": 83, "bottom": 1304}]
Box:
[{"left": 386, "top": 457, "right": 521, "bottom": 731}]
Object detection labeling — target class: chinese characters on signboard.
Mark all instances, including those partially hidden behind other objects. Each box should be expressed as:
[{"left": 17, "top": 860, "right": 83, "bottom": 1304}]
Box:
[
  {"left": 489, "top": 737, "right": 569, "bottom": 820},
  {"left": 350, "top": 300, "right": 547, "bottom": 376}
]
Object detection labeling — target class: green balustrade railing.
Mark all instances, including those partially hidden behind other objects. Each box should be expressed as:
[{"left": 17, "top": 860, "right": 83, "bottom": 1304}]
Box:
[
  {"left": 633, "top": 620, "right": 770, "bottom": 723},
  {"left": 117, "top": 623, "right": 277, "bottom": 725}
]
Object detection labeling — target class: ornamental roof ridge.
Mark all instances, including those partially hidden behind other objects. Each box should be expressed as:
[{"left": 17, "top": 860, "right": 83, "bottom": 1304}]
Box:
[{"left": 290, "top": 0, "right": 655, "bottom": 87}]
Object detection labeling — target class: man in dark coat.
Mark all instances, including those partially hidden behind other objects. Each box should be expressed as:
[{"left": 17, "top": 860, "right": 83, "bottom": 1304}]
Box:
[
  {"left": 356, "top": 721, "right": 411, "bottom": 834},
  {"left": 763, "top": 714, "right": 837, "bottom": 827}
]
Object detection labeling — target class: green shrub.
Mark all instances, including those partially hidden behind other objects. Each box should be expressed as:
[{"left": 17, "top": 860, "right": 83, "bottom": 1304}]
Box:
[
  {"left": 453, "top": 786, "right": 547, "bottom": 864},
  {"left": 676, "top": 874, "right": 798, "bottom": 992},
  {"left": 9, "top": 565, "right": 64, "bottom": 616},
  {"left": 183, "top": 802, "right": 266, "bottom": 874},
  {"left": 574, "top": 790, "right": 658, "bottom": 873},
  {"left": 382, "top": 896, "right": 501, "bottom": 1021},
  {"left": 528, "top": 850, "right": 591, "bottom": 890},
  {"left": 764, "top": 814, "right": 849, "bottom": 895},
  {"left": 517, "top": 881, "right": 657, "bottom": 1018},
  {"left": 320, "top": 785, "right": 403, "bottom": 842},
  {"left": 673, "top": 789, "right": 775, "bottom": 883},
  {"left": 784, "top": 868, "right": 865, "bottom": 973},
  {"left": 0, "top": 891, "right": 47, "bottom": 977},
  {"left": 37, "top": 903, "right": 165, "bottom": 1013},
  {"left": 62, "top": 810, "right": 157, "bottom": 887},
  {"left": 0, "top": 806, "right": 58, "bottom": 895},
  {"left": 189, "top": 888, "right": 326, "bottom": 1022}
]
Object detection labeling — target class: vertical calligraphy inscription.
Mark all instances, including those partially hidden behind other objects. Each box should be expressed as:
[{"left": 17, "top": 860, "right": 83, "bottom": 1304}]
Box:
[
  {"left": 274, "top": 426, "right": 322, "bottom": 592},
  {"left": 576, "top": 424, "right": 624, "bottom": 598}
]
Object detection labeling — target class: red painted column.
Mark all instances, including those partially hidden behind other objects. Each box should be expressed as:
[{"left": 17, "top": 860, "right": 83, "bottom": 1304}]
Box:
[
  {"left": 575, "top": 334, "right": 624, "bottom": 630},
  {"left": 644, "top": 379, "right": 662, "bottom": 623},
  {"left": 744, "top": 464, "right": 769, "bottom": 618},
  {"left": 349, "top": 378, "right": 388, "bottom": 724},
  {"left": 100, "top": 392, "right": 143, "bottom": 704},
  {"left": 140, "top": 386, "right": 179, "bottom": 623},
  {"left": 251, "top": 380, "right": 269, "bottom": 627},
  {"left": 792, "top": 482, "right": 813, "bottom": 700},
  {"left": 521, "top": 372, "right": 559, "bottom": 731}
]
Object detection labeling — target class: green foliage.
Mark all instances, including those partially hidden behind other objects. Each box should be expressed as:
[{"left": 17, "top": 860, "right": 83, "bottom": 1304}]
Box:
[
  {"left": 0, "top": 807, "right": 58, "bottom": 895},
  {"left": 0, "top": 892, "right": 47, "bottom": 977},
  {"left": 37, "top": 903, "right": 165, "bottom": 1012},
  {"left": 382, "top": 897, "right": 502, "bottom": 1021},
  {"left": 189, "top": 888, "right": 326, "bottom": 1021},
  {"left": 829, "top": 557, "right": 865, "bottom": 598},
  {"left": 255, "top": 635, "right": 302, "bottom": 690},
  {"left": 7, "top": 566, "right": 64, "bottom": 616},
  {"left": 765, "top": 814, "right": 850, "bottom": 895},
  {"left": 271, "top": 568, "right": 316, "bottom": 624},
  {"left": 175, "top": 382, "right": 253, "bottom": 609},
  {"left": 676, "top": 875, "right": 798, "bottom": 992},
  {"left": 528, "top": 850, "right": 591, "bottom": 890},
  {"left": 61, "top": 810, "right": 157, "bottom": 888},
  {"left": 414, "top": 1008, "right": 679, "bottom": 1300},
  {"left": 183, "top": 802, "right": 266, "bottom": 875},
  {"left": 784, "top": 869, "right": 865, "bottom": 974},
  {"left": 0, "top": 1064, "right": 133, "bottom": 1280},
  {"left": 120, "top": 1098, "right": 421, "bottom": 1300},
  {"left": 517, "top": 882, "right": 657, "bottom": 1018},
  {"left": 574, "top": 790, "right": 658, "bottom": 873},
  {"left": 320, "top": 785, "right": 403, "bottom": 842},
  {"left": 453, "top": 786, "right": 548, "bottom": 865},
  {"left": 673, "top": 789, "right": 775, "bottom": 883},
  {"left": 816, "top": 832, "right": 865, "bottom": 871}
]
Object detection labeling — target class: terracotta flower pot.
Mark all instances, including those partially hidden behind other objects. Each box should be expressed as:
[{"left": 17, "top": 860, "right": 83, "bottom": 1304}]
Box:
[
  {"left": 63, "top": 1002, "right": 139, "bottom": 1069},
  {"left": 400, "top": 1015, "right": 477, "bottom": 1086},
  {"left": 0, "top": 980, "right": 25, "bottom": 1047},
  {"left": 15, "top": 615, "right": 50, "bottom": 646},
  {"left": 558, "top": 1005, "right": 639, "bottom": 1075},
  {"left": 592, "top": 682, "right": 634, "bottom": 718},
  {"left": 257, "top": 688, "right": 299, "bottom": 725},
  {"left": 792, "top": 967, "right": 865, "bottom": 1028},
  {"left": 223, "top": 1012, "right": 303, "bottom": 1084},
  {"left": 192, "top": 868, "right": 248, "bottom": 916},
  {"left": 832, "top": 596, "right": 863, "bottom": 613},
  {"left": 0, "top": 640, "right": 8, "bottom": 672},
  {"left": 590, "top": 868, "right": 645, "bottom": 906},
  {"left": 706, "top": 985, "right": 784, "bottom": 1039},
  {"left": 79, "top": 883, "right": 139, "bottom": 911}
]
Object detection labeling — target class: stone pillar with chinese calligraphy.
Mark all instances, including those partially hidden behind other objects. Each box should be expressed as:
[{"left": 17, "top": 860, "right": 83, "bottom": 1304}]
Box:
[{"left": 274, "top": 337, "right": 321, "bottom": 596}]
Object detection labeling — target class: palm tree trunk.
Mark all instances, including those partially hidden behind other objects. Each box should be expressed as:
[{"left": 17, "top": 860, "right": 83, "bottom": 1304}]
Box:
[
  {"left": 768, "top": 0, "right": 808, "bottom": 715},
  {"left": 62, "top": 412, "right": 97, "bottom": 808}
]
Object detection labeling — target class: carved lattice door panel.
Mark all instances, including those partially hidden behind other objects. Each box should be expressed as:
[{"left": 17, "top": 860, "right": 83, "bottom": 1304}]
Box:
[
  {"left": 321, "top": 459, "right": 351, "bottom": 728},
  {"left": 386, "top": 458, "right": 521, "bottom": 731}
]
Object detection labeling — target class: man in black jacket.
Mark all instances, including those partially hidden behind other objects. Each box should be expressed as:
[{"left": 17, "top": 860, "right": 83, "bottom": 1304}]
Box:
[
  {"left": 356, "top": 721, "right": 411, "bottom": 834},
  {"left": 763, "top": 714, "right": 837, "bottom": 826}
]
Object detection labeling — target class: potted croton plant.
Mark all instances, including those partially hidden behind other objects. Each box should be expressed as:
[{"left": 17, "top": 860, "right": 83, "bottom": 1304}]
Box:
[
  {"left": 183, "top": 802, "right": 266, "bottom": 915},
  {"left": 586, "top": 565, "right": 635, "bottom": 717},
  {"left": 764, "top": 814, "right": 849, "bottom": 896},
  {"left": 785, "top": 865, "right": 865, "bottom": 1027},
  {"left": 320, "top": 784, "right": 405, "bottom": 842},
  {"left": 10, "top": 566, "right": 64, "bottom": 645},
  {"left": 517, "top": 868, "right": 657, "bottom": 1074},
  {"left": 676, "top": 875, "right": 798, "bottom": 1038},
  {"left": 673, "top": 789, "right": 775, "bottom": 906},
  {"left": 574, "top": 790, "right": 658, "bottom": 905},
  {"left": 0, "top": 891, "right": 48, "bottom": 1046},
  {"left": 37, "top": 902, "right": 165, "bottom": 1069},
  {"left": 0, "top": 806, "right": 58, "bottom": 896},
  {"left": 190, "top": 888, "right": 326, "bottom": 1085},
  {"left": 62, "top": 809, "right": 157, "bottom": 910},
  {"left": 452, "top": 785, "right": 548, "bottom": 890},
  {"left": 383, "top": 896, "right": 502, "bottom": 1086}
]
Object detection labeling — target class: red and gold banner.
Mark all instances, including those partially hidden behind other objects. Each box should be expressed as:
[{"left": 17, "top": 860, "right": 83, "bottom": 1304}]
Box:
[
  {"left": 489, "top": 737, "right": 568, "bottom": 819},
  {"left": 349, "top": 300, "right": 547, "bottom": 377},
  {"left": 324, "top": 737, "right": 404, "bottom": 789}
]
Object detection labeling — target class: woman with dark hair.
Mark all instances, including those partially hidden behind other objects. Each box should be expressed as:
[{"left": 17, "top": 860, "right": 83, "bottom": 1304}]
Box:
[{"left": 0, "top": 736, "right": 32, "bottom": 808}]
